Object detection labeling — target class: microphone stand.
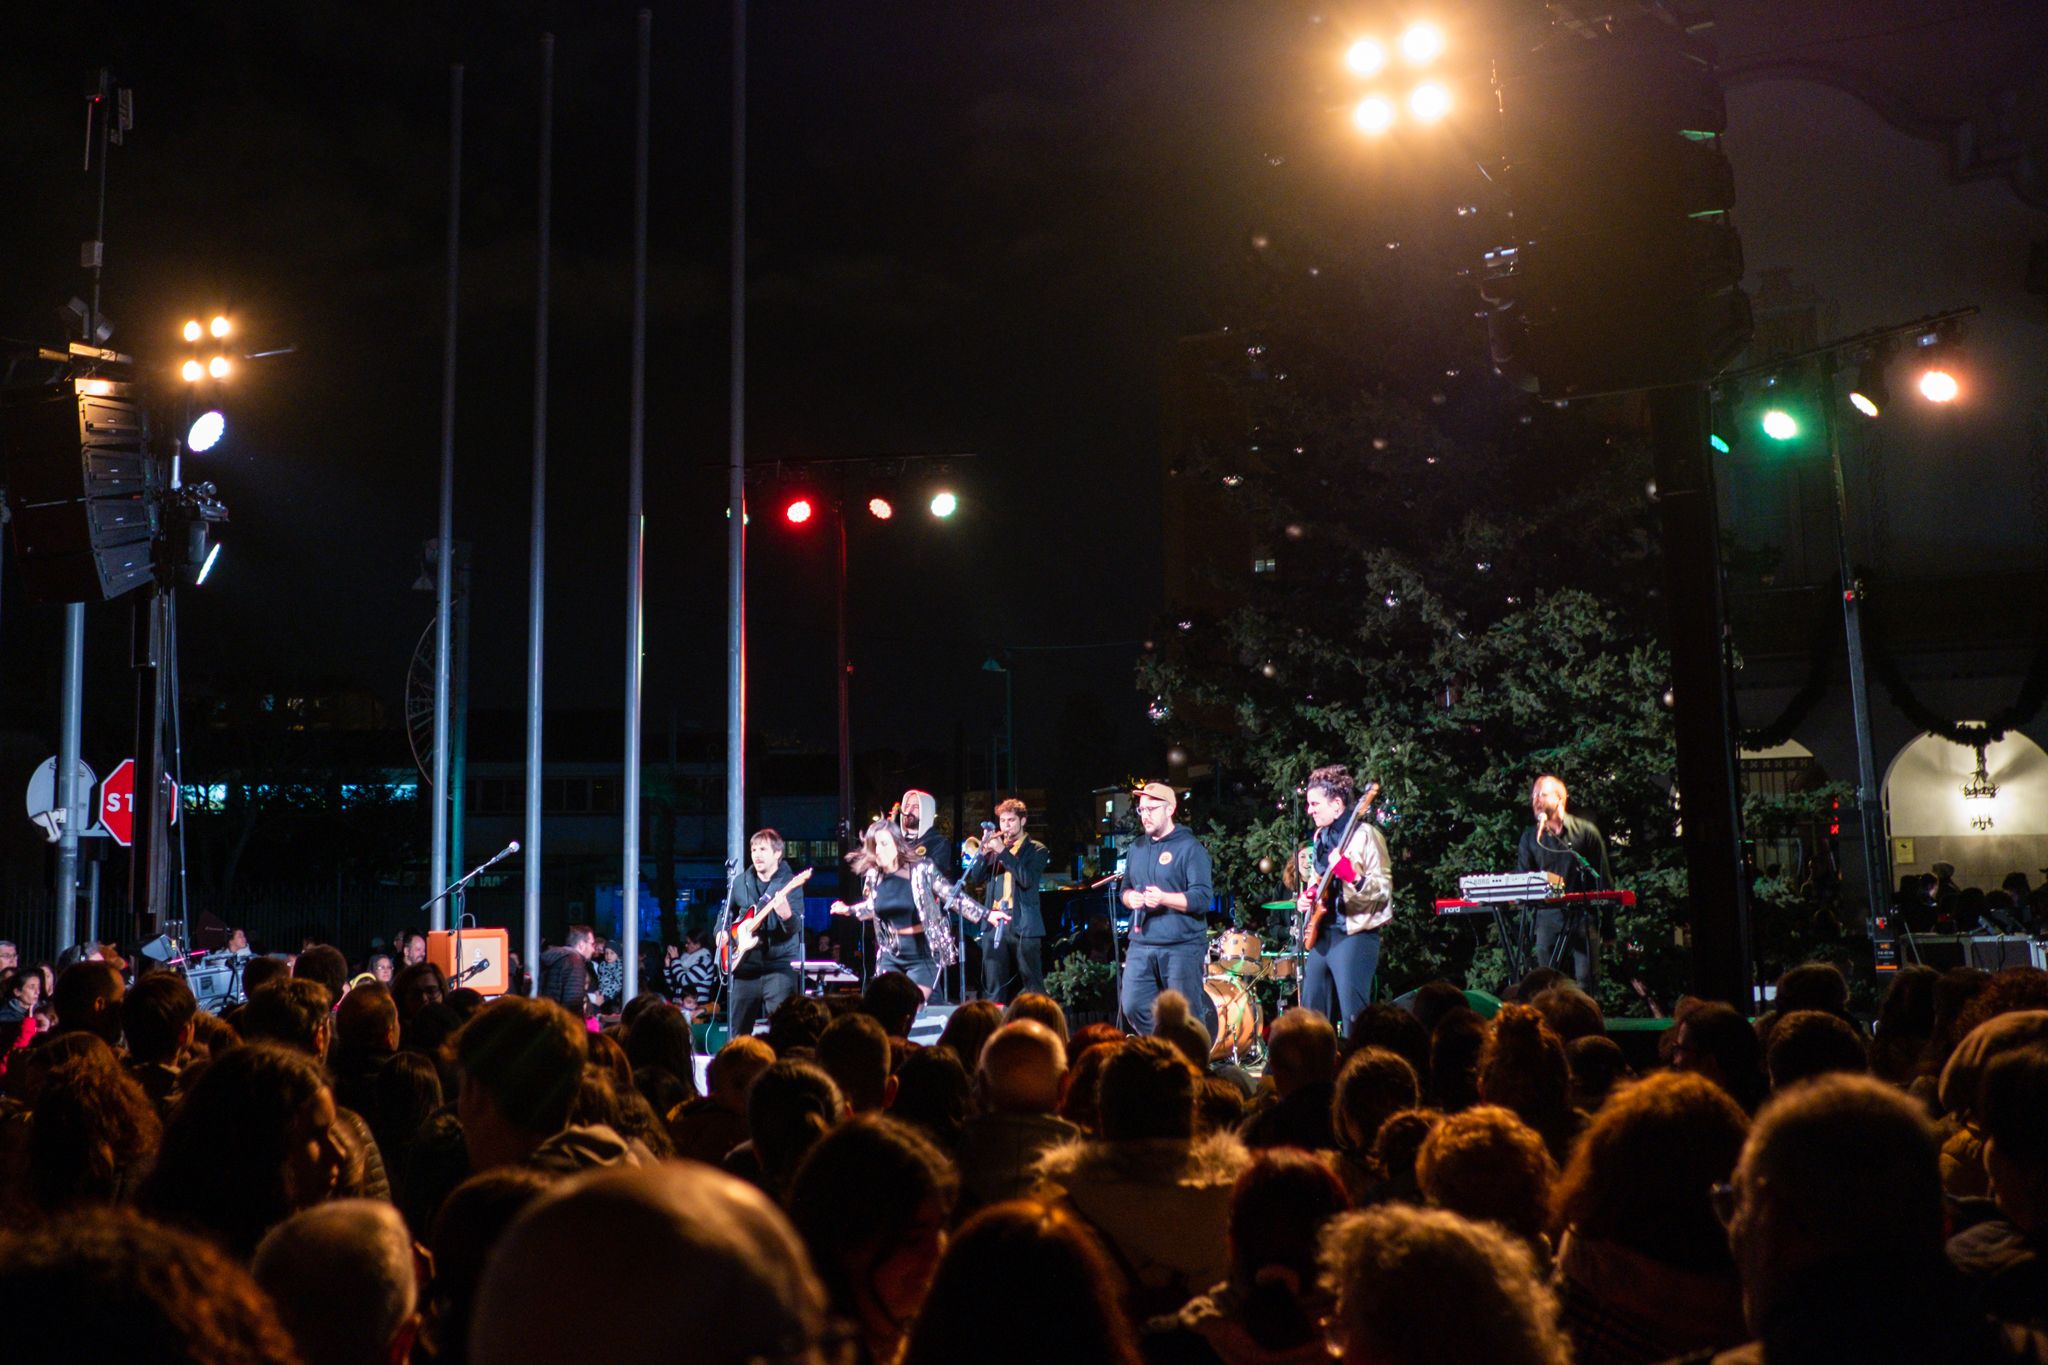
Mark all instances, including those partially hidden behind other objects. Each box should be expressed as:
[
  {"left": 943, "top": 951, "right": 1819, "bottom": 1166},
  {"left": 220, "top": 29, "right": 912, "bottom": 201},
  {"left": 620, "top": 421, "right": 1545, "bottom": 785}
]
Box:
[
  {"left": 707, "top": 855, "right": 744, "bottom": 1054},
  {"left": 421, "top": 842, "right": 520, "bottom": 990}
]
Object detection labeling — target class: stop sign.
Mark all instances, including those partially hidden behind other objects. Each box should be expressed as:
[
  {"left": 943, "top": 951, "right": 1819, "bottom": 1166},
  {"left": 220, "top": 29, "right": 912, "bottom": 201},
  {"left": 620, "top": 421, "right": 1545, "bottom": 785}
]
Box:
[
  {"left": 99, "top": 759, "right": 177, "bottom": 847},
  {"left": 100, "top": 759, "right": 136, "bottom": 846}
]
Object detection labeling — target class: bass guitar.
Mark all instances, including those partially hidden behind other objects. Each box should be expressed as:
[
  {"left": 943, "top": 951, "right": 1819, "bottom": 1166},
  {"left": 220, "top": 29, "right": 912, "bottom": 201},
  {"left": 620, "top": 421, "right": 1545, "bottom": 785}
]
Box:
[
  {"left": 1300, "top": 782, "right": 1380, "bottom": 951},
  {"left": 720, "top": 867, "right": 814, "bottom": 974}
]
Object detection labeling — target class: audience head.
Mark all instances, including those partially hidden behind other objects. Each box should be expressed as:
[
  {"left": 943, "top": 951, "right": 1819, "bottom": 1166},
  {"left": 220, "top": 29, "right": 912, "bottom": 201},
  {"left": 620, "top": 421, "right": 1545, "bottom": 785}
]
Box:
[
  {"left": 141, "top": 1042, "right": 345, "bottom": 1256},
  {"left": 1478, "top": 1003, "right": 1573, "bottom": 1147},
  {"left": 936, "top": 999, "right": 1003, "bottom": 1071},
  {"left": 1344, "top": 1002, "right": 1431, "bottom": 1076},
  {"left": 1059, "top": 1037, "right": 1120, "bottom": 1133},
  {"left": 977, "top": 1019, "right": 1066, "bottom": 1115},
  {"left": 706, "top": 1034, "right": 776, "bottom": 1111},
  {"left": 1266, "top": 1007, "right": 1340, "bottom": 1097},
  {"left": 1321, "top": 1204, "right": 1570, "bottom": 1365},
  {"left": 390, "top": 961, "right": 448, "bottom": 1023},
  {"left": 621, "top": 1001, "right": 701, "bottom": 1100},
  {"left": 749, "top": 1058, "right": 846, "bottom": 1196},
  {"left": 1151, "top": 988, "right": 1213, "bottom": 1071},
  {"left": 891, "top": 1045, "right": 974, "bottom": 1152},
  {"left": 51, "top": 959, "right": 125, "bottom": 1044},
  {"left": 1765, "top": 1009, "right": 1868, "bottom": 1091},
  {"left": 1228, "top": 1149, "right": 1351, "bottom": 1344},
  {"left": 241, "top": 955, "right": 290, "bottom": 997},
  {"left": 453, "top": 996, "right": 588, "bottom": 1169},
  {"left": 334, "top": 980, "right": 400, "bottom": 1059},
  {"left": 1724, "top": 1074, "right": 1943, "bottom": 1328},
  {"left": 789, "top": 1116, "right": 958, "bottom": 1356},
  {"left": 1098, "top": 1035, "right": 1197, "bottom": 1142},
  {"left": 1428, "top": 1009, "right": 1488, "bottom": 1112},
  {"left": 1410, "top": 979, "right": 1475, "bottom": 1034},
  {"left": 1332, "top": 1045, "right": 1420, "bottom": 1153},
  {"left": 25, "top": 1034, "right": 159, "bottom": 1211},
  {"left": 240, "top": 978, "right": 335, "bottom": 1059},
  {"left": 251, "top": 1200, "right": 419, "bottom": 1365},
  {"left": 1773, "top": 961, "right": 1851, "bottom": 1020},
  {"left": 900, "top": 1201, "right": 1139, "bottom": 1365},
  {"left": 1553, "top": 1071, "right": 1747, "bottom": 1273},
  {"left": 1370, "top": 1108, "right": 1441, "bottom": 1206},
  {"left": 1510, "top": 966, "right": 1571, "bottom": 1002},
  {"left": 0, "top": 1208, "right": 301, "bottom": 1363},
  {"left": 1417, "top": 1104, "right": 1558, "bottom": 1259},
  {"left": 474, "top": 1164, "right": 831, "bottom": 1365},
  {"left": 1870, "top": 964, "right": 1939, "bottom": 1082},
  {"left": 122, "top": 969, "right": 198, "bottom": 1066},
  {"left": 1564, "top": 1033, "right": 1630, "bottom": 1112},
  {"left": 764, "top": 994, "right": 832, "bottom": 1057},
  {"left": 1979, "top": 1042, "right": 2048, "bottom": 1234},
  {"left": 426, "top": 1167, "right": 558, "bottom": 1365},
  {"left": 860, "top": 972, "right": 926, "bottom": 1040},
  {"left": 1002, "top": 991, "right": 1068, "bottom": 1044},
  {"left": 1529, "top": 986, "right": 1604, "bottom": 1043},
  {"left": 817, "top": 1011, "right": 896, "bottom": 1114},
  {"left": 292, "top": 944, "right": 350, "bottom": 1002},
  {"left": 1672, "top": 1002, "right": 1768, "bottom": 1112}
]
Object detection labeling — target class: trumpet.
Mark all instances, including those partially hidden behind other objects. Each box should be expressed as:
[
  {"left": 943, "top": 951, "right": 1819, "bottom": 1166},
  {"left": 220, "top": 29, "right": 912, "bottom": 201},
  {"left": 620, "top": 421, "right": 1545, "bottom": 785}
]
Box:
[{"left": 962, "top": 821, "right": 999, "bottom": 860}]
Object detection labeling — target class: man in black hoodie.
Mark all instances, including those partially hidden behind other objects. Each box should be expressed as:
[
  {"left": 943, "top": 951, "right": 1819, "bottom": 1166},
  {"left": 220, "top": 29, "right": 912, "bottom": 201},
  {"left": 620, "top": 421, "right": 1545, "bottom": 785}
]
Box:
[
  {"left": 538, "top": 925, "right": 598, "bottom": 1020},
  {"left": 1118, "top": 782, "right": 1216, "bottom": 1037},
  {"left": 717, "top": 829, "right": 806, "bottom": 1040}
]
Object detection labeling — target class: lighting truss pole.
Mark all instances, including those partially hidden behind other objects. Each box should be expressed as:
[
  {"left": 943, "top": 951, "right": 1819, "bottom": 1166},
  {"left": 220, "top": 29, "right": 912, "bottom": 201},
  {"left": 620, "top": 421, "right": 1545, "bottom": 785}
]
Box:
[
  {"left": 726, "top": 0, "right": 749, "bottom": 887},
  {"left": 524, "top": 33, "right": 554, "bottom": 981},
  {"left": 431, "top": 64, "right": 464, "bottom": 928},
  {"left": 622, "top": 9, "right": 651, "bottom": 1001}
]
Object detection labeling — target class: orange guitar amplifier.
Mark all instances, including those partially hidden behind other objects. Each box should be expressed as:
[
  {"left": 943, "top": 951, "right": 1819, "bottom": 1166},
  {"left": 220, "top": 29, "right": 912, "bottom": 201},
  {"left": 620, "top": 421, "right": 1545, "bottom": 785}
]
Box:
[{"left": 427, "top": 928, "right": 510, "bottom": 996}]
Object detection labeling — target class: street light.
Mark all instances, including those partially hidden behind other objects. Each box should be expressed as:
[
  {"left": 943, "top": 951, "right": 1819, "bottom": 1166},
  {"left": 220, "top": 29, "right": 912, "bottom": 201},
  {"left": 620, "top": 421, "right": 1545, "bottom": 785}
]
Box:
[
  {"left": 207, "top": 355, "right": 231, "bottom": 380},
  {"left": 1345, "top": 37, "right": 1387, "bottom": 76},
  {"left": 182, "top": 319, "right": 203, "bottom": 343},
  {"left": 180, "top": 359, "right": 204, "bottom": 383},
  {"left": 1409, "top": 82, "right": 1452, "bottom": 123},
  {"left": 1400, "top": 22, "right": 1445, "bottom": 66},
  {"left": 1353, "top": 96, "right": 1396, "bottom": 135}
]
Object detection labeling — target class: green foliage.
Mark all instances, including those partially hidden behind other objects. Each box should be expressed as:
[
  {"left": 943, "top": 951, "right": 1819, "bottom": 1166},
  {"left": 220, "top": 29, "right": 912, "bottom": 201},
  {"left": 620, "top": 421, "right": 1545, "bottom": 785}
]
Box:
[{"left": 1043, "top": 955, "right": 1119, "bottom": 1015}]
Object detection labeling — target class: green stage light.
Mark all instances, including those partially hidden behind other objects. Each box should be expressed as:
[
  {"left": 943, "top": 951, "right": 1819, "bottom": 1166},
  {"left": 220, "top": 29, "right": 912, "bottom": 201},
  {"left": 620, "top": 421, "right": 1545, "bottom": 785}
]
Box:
[
  {"left": 1709, "top": 433, "right": 1730, "bottom": 454},
  {"left": 1760, "top": 409, "right": 1799, "bottom": 441}
]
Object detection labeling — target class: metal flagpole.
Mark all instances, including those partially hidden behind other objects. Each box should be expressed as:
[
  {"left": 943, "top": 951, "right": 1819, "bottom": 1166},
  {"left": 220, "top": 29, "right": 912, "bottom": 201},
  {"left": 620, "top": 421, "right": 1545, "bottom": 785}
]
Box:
[
  {"left": 623, "top": 11, "right": 651, "bottom": 1001},
  {"left": 431, "top": 64, "right": 464, "bottom": 930},
  {"left": 726, "top": 0, "right": 749, "bottom": 893},
  {"left": 525, "top": 34, "right": 554, "bottom": 985}
]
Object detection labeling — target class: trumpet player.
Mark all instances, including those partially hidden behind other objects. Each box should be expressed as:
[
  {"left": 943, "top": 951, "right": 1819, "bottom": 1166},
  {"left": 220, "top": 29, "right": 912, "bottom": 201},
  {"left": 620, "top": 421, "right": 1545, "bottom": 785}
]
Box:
[{"left": 970, "top": 798, "right": 1049, "bottom": 1002}]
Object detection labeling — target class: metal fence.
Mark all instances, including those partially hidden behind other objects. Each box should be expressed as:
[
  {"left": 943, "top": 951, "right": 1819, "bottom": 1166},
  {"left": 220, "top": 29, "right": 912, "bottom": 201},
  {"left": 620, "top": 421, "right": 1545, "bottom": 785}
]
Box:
[{"left": 0, "top": 882, "right": 429, "bottom": 968}]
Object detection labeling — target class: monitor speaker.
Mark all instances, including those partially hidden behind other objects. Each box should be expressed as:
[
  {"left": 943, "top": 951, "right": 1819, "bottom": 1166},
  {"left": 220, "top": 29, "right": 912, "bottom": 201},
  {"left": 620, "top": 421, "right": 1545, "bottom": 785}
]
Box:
[
  {"left": 428, "top": 928, "right": 509, "bottom": 996},
  {"left": 0, "top": 380, "right": 156, "bottom": 602}
]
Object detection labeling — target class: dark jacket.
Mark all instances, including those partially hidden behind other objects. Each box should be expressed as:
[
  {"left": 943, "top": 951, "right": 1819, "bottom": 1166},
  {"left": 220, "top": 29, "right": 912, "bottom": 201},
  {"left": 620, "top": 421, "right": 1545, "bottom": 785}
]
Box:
[
  {"left": 1952, "top": 1215, "right": 2048, "bottom": 1330},
  {"left": 843, "top": 862, "right": 994, "bottom": 968},
  {"left": 538, "top": 946, "right": 593, "bottom": 1017},
  {"left": 719, "top": 865, "right": 804, "bottom": 977},
  {"left": 973, "top": 836, "right": 1051, "bottom": 937},
  {"left": 1241, "top": 1081, "right": 1337, "bottom": 1152},
  {"left": 1126, "top": 825, "right": 1216, "bottom": 947},
  {"left": 1516, "top": 813, "right": 1612, "bottom": 894}
]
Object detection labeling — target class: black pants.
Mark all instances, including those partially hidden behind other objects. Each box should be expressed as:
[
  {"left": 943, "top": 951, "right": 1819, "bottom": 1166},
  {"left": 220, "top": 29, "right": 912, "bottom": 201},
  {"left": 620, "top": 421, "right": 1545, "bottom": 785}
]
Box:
[
  {"left": 1535, "top": 906, "right": 1599, "bottom": 994},
  {"left": 728, "top": 966, "right": 797, "bottom": 1039},
  {"left": 981, "top": 934, "right": 1044, "bottom": 1003}
]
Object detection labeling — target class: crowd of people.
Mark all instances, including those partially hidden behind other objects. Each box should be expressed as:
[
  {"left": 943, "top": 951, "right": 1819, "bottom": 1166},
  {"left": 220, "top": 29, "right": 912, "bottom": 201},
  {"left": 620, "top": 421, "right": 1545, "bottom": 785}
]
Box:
[{"left": 5, "top": 926, "right": 2048, "bottom": 1365}]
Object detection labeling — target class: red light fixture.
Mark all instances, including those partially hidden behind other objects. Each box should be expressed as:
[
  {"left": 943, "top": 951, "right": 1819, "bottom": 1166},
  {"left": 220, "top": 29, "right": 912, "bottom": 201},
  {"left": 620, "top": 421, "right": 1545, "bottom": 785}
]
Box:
[
  {"left": 867, "top": 497, "right": 894, "bottom": 520},
  {"left": 784, "top": 498, "right": 813, "bottom": 525}
]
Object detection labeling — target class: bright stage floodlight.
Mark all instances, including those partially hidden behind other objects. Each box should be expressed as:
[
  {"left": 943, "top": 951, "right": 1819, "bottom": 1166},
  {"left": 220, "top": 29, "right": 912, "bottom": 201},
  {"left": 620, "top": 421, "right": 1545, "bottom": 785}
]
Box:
[
  {"left": 207, "top": 355, "right": 231, "bottom": 380},
  {"left": 1409, "top": 83, "right": 1452, "bottom": 123},
  {"left": 867, "top": 497, "right": 894, "bottom": 520},
  {"left": 1345, "top": 38, "right": 1387, "bottom": 76},
  {"left": 784, "top": 498, "right": 814, "bottom": 525},
  {"left": 209, "top": 315, "right": 230, "bottom": 338},
  {"left": 929, "top": 491, "right": 958, "bottom": 519},
  {"left": 1353, "top": 96, "right": 1395, "bottom": 135},
  {"left": 1917, "top": 368, "right": 1958, "bottom": 403},
  {"left": 1848, "top": 355, "right": 1890, "bottom": 417},
  {"left": 1761, "top": 409, "right": 1799, "bottom": 441},
  {"left": 195, "top": 541, "right": 222, "bottom": 585},
  {"left": 180, "top": 359, "right": 205, "bottom": 383},
  {"left": 182, "top": 319, "right": 203, "bottom": 343},
  {"left": 1400, "top": 22, "right": 1445, "bottom": 65},
  {"left": 187, "top": 410, "right": 225, "bottom": 453}
]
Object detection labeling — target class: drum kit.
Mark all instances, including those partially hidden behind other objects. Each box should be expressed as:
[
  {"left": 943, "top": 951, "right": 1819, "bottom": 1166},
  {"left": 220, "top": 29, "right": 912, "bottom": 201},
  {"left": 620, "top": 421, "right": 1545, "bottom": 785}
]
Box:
[{"left": 1201, "top": 910, "right": 1305, "bottom": 1065}]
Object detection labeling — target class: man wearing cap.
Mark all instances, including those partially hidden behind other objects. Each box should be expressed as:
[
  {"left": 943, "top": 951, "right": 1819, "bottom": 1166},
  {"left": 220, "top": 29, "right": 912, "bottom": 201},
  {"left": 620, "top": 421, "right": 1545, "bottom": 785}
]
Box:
[{"left": 1119, "top": 782, "right": 1217, "bottom": 1037}]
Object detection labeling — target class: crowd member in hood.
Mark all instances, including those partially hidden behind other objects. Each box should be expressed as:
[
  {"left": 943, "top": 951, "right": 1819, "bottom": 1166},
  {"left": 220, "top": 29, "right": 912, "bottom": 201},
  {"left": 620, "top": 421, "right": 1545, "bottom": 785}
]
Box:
[
  {"left": 537, "top": 925, "right": 599, "bottom": 1021},
  {"left": 1035, "top": 1036, "right": 1251, "bottom": 1317}
]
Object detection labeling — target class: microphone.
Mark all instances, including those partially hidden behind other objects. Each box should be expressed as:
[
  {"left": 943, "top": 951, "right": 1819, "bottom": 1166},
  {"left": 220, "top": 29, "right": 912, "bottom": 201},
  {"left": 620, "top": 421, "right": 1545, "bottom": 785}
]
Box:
[
  {"left": 479, "top": 840, "right": 520, "bottom": 870},
  {"left": 1571, "top": 849, "right": 1603, "bottom": 883}
]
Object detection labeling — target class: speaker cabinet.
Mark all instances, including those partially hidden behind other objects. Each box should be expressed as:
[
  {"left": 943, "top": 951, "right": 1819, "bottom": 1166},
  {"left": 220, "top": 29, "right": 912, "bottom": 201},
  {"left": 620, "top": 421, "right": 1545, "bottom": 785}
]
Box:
[
  {"left": 0, "top": 382, "right": 156, "bottom": 602},
  {"left": 428, "top": 928, "right": 509, "bottom": 996}
]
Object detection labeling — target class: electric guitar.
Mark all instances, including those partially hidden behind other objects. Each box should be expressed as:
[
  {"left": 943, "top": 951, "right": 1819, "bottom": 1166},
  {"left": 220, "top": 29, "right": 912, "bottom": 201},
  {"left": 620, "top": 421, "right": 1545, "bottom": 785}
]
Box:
[
  {"left": 720, "top": 867, "right": 814, "bottom": 973},
  {"left": 1300, "top": 782, "right": 1380, "bottom": 951}
]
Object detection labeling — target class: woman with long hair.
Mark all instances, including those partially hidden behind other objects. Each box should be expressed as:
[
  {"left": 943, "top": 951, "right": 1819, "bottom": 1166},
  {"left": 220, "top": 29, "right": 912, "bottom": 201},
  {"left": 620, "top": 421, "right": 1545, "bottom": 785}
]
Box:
[
  {"left": 831, "top": 819, "right": 1008, "bottom": 1001},
  {"left": 902, "top": 1199, "right": 1141, "bottom": 1365}
]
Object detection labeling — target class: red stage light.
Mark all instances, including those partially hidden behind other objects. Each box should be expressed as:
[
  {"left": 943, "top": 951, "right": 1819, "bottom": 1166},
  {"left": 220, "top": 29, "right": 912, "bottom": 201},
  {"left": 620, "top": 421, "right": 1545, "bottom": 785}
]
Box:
[
  {"left": 868, "top": 497, "right": 894, "bottom": 520},
  {"left": 784, "top": 498, "right": 813, "bottom": 525}
]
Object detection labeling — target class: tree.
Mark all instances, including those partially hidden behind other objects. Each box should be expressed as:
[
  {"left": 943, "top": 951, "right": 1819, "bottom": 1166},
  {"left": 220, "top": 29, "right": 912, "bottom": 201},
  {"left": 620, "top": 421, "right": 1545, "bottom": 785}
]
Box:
[{"left": 1140, "top": 209, "right": 1696, "bottom": 1014}]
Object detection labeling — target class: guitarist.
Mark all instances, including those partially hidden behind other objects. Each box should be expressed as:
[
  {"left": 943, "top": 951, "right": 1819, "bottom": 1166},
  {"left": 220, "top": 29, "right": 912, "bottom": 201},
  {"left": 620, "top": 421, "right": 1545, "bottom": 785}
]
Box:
[
  {"left": 717, "top": 829, "right": 805, "bottom": 1040},
  {"left": 1296, "top": 764, "right": 1392, "bottom": 1035}
]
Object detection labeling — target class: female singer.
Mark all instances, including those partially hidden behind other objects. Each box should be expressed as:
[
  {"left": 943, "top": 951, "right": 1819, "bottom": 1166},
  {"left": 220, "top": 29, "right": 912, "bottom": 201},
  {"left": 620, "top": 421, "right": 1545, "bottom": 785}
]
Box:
[{"left": 831, "top": 819, "right": 1009, "bottom": 999}]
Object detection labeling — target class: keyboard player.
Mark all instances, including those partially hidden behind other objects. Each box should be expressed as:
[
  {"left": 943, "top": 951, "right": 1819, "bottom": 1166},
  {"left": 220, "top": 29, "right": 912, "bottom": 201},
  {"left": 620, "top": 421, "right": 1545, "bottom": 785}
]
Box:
[{"left": 1516, "top": 775, "right": 1612, "bottom": 993}]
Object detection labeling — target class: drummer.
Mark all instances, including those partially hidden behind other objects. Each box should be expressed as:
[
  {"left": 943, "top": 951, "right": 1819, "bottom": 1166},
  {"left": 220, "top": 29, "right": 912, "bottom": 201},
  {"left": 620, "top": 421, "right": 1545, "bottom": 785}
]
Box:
[{"left": 1297, "top": 763, "right": 1392, "bottom": 1035}]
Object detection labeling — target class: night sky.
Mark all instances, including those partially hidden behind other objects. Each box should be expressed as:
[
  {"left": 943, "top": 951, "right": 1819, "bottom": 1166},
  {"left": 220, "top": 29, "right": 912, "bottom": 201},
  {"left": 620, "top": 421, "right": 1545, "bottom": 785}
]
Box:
[{"left": 3, "top": 2, "right": 2042, "bottom": 807}]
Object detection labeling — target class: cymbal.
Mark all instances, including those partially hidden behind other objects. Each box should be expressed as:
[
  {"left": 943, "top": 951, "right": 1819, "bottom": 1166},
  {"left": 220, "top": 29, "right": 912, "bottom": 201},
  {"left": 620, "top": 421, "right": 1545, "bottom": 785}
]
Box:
[{"left": 1260, "top": 899, "right": 1297, "bottom": 911}]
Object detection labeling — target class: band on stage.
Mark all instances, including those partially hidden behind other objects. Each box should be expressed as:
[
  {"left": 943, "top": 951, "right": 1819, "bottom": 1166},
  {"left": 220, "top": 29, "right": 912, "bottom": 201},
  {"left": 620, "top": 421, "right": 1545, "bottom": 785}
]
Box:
[{"left": 710, "top": 769, "right": 1613, "bottom": 1043}]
